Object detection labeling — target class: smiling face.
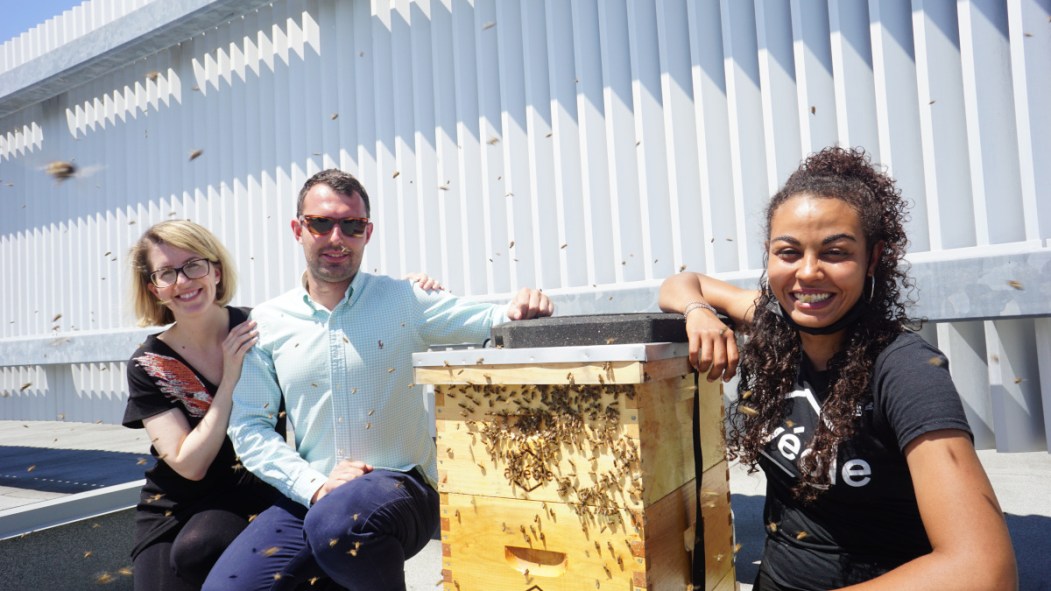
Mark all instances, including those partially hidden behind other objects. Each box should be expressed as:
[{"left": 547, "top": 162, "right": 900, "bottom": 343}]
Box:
[
  {"left": 767, "top": 193, "right": 881, "bottom": 336},
  {"left": 145, "top": 242, "right": 221, "bottom": 320},
  {"left": 291, "top": 183, "right": 373, "bottom": 296}
]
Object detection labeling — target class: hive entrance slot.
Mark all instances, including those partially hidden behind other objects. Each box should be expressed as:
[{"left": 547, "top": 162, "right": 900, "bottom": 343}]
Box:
[{"left": 504, "top": 546, "right": 568, "bottom": 577}]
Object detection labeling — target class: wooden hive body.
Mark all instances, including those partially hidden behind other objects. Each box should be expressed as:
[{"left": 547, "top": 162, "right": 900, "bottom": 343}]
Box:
[{"left": 415, "top": 345, "right": 737, "bottom": 591}]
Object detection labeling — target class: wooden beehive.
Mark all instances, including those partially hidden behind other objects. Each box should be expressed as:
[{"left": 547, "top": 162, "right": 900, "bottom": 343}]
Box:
[{"left": 414, "top": 343, "right": 737, "bottom": 591}]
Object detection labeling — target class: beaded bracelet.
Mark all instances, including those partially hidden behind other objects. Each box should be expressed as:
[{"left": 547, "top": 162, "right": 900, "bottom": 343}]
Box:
[{"left": 683, "top": 301, "right": 718, "bottom": 321}]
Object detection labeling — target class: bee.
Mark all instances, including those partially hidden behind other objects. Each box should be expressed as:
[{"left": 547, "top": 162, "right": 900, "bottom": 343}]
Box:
[
  {"left": 95, "top": 572, "right": 114, "bottom": 584},
  {"left": 261, "top": 546, "right": 281, "bottom": 557},
  {"left": 46, "top": 161, "right": 77, "bottom": 181},
  {"left": 19, "top": 382, "right": 32, "bottom": 392},
  {"left": 146, "top": 71, "right": 160, "bottom": 81},
  {"left": 309, "top": 576, "right": 320, "bottom": 585},
  {"left": 378, "top": 340, "right": 384, "bottom": 349},
  {"left": 26, "top": 465, "right": 35, "bottom": 472},
  {"left": 739, "top": 404, "right": 759, "bottom": 416},
  {"left": 796, "top": 531, "right": 809, "bottom": 540},
  {"left": 117, "top": 567, "right": 133, "bottom": 576},
  {"left": 1007, "top": 280, "right": 1024, "bottom": 290},
  {"left": 733, "top": 543, "right": 743, "bottom": 554},
  {"left": 330, "top": 113, "right": 339, "bottom": 120},
  {"left": 83, "top": 551, "right": 93, "bottom": 558},
  {"left": 927, "top": 356, "right": 946, "bottom": 367},
  {"left": 328, "top": 538, "right": 339, "bottom": 547},
  {"left": 482, "top": 21, "right": 496, "bottom": 30},
  {"left": 189, "top": 149, "right": 203, "bottom": 161}
]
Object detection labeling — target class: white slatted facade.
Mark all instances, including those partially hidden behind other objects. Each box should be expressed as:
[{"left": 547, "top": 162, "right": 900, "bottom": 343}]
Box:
[{"left": 0, "top": 0, "right": 1049, "bottom": 451}]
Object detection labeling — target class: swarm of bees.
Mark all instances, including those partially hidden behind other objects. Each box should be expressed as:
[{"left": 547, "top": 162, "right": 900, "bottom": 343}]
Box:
[{"left": 447, "top": 381, "right": 641, "bottom": 530}]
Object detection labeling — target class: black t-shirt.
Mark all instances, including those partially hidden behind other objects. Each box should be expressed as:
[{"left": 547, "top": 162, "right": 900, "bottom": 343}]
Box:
[
  {"left": 122, "top": 306, "right": 277, "bottom": 557},
  {"left": 757, "top": 332, "right": 973, "bottom": 589}
]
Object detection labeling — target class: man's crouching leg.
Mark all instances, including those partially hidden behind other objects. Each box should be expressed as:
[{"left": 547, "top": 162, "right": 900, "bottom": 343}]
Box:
[{"left": 304, "top": 468, "right": 439, "bottom": 591}]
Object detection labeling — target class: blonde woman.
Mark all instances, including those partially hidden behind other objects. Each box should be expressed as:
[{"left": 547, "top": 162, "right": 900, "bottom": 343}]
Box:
[{"left": 123, "top": 220, "right": 279, "bottom": 590}]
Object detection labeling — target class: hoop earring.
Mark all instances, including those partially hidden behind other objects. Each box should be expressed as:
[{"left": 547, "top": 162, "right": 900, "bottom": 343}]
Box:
[{"left": 866, "top": 276, "right": 875, "bottom": 303}]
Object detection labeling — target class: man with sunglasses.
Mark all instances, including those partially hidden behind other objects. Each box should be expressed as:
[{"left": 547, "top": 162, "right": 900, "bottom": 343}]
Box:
[{"left": 204, "top": 169, "right": 553, "bottom": 591}]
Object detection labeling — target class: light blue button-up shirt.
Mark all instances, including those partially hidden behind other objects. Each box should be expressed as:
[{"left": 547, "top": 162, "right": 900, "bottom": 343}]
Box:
[{"left": 229, "top": 272, "right": 506, "bottom": 507}]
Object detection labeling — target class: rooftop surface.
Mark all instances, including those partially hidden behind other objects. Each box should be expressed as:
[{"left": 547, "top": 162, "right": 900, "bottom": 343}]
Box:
[{"left": 1, "top": 421, "right": 1048, "bottom": 590}]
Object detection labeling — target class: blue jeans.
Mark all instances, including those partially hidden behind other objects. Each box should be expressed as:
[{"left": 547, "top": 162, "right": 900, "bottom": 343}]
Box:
[{"left": 202, "top": 468, "right": 438, "bottom": 591}]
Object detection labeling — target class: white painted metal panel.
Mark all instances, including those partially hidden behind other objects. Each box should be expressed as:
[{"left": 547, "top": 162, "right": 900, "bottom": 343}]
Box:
[{"left": 0, "top": 0, "right": 1048, "bottom": 452}]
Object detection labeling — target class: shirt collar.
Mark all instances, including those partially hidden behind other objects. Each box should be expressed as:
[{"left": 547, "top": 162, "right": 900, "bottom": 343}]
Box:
[{"left": 297, "top": 271, "right": 364, "bottom": 312}]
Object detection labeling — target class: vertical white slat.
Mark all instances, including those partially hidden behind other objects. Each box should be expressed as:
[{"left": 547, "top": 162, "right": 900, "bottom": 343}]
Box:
[
  {"left": 521, "top": 0, "right": 561, "bottom": 291},
  {"left": 473, "top": 0, "right": 510, "bottom": 293},
  {"left": 402, "top": 0, "right": 435, "bottom": 280},
  {"left": 626, "top": 0, "right": 672, "bottom": 282},
  {"left": 369, "top": 1, "right": 403, "bottom": 276},
  {"left": 544, "top": 0, "right": 586, "bottom": 288},
  {"left": 315, "top": 0, "right": 340, "bottom": 174},
  {"left": 937, "top": 321, "right": 995, "bottom": 448},
  {"left": 755, "top": 0, "right": 803, "bottom": 196},
  {"left": 417, "top": 0, "right": 451, "bottom": 284},
  {"left": 1036, "top": 318, "right": 1051, "bottom": 452},
  {"left": 656, "top": 0, "right": 703, "bottom": 276},
  {"left": 1006, "top": 0, "right": 1050, "bottom": 243},
  {"left": 986, "top": 319, "right": 1046, "bottom": 452},
  {"left": 597, "top": 1, "right": 644, "bottom": 284},
  {"left": 571, "top": 0, "right": 615, "bottom": 287},
  {"left": 450, "top": 0, "right": 489, "bottom": 296},
  {"left": 868, "top": 0, "right": 931, "bottom": 252},
  {"left": 273, "top": 1, "right": 298, "bottom": 283},
  {"left": 299, "top": 0, "right": 324, "bottom": 178},
  {"left": 223, "top": 16, "right": 248, "bottom": 306},
  {"left": 912, "top": 0, "right": 975, "bottom": 250},
  {"left": 681, "top": 0, "right": 731, "bottom": 271},
  {"left": 427, "top": 0, "right": 467, "bottom": 292},
  {"left": 722, "top": 0, "right": 768, "bottom": 271},
  {"left": 958, "top": 0, "right": 1026, "bottom": 246},
  {"left": 494, "top": 0, "right": 535, "bottom": 291},
  {"left": 828, "top": 0, "right": 880, "bottom": 153},
  {"left": 790, "top": 0, "right": 838, "bottom": 154},
  {"left": 250, "top": 5, "right": 281, "bottom": 298}
]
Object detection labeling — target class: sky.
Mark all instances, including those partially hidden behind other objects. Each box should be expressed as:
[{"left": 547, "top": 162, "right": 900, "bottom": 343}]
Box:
[{"left": 0, "top": 0, "right": 86, "bottom": 46}]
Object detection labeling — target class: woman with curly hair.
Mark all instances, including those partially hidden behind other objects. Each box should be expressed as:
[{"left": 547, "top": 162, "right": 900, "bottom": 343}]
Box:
[{"left": 660, "top": 147, "right": 1016, "bottom": 590}]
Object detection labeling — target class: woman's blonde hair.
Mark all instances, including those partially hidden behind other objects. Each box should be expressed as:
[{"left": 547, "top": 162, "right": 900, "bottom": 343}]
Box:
[{"left": 128, "top": 220, "right": 237, "bottom": 326}]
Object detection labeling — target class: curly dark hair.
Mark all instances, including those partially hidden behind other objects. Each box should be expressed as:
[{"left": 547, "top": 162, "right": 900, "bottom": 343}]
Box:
[{"left": 727, "top": 146, "right": 915, "bottom": 502}]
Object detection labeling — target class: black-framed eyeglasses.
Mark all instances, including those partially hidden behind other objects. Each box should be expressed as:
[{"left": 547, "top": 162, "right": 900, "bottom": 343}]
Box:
[
  {"left": 299, "top": 215, "right": 370, "bottom": 238},
  {"left": 149, "top": 258, "right": 214, "bottom": 288}
]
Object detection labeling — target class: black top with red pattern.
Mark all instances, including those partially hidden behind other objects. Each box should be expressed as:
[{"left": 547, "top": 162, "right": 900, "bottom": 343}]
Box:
[{"left": 122, "top": 306, "right": 278, "bottom": 558}]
